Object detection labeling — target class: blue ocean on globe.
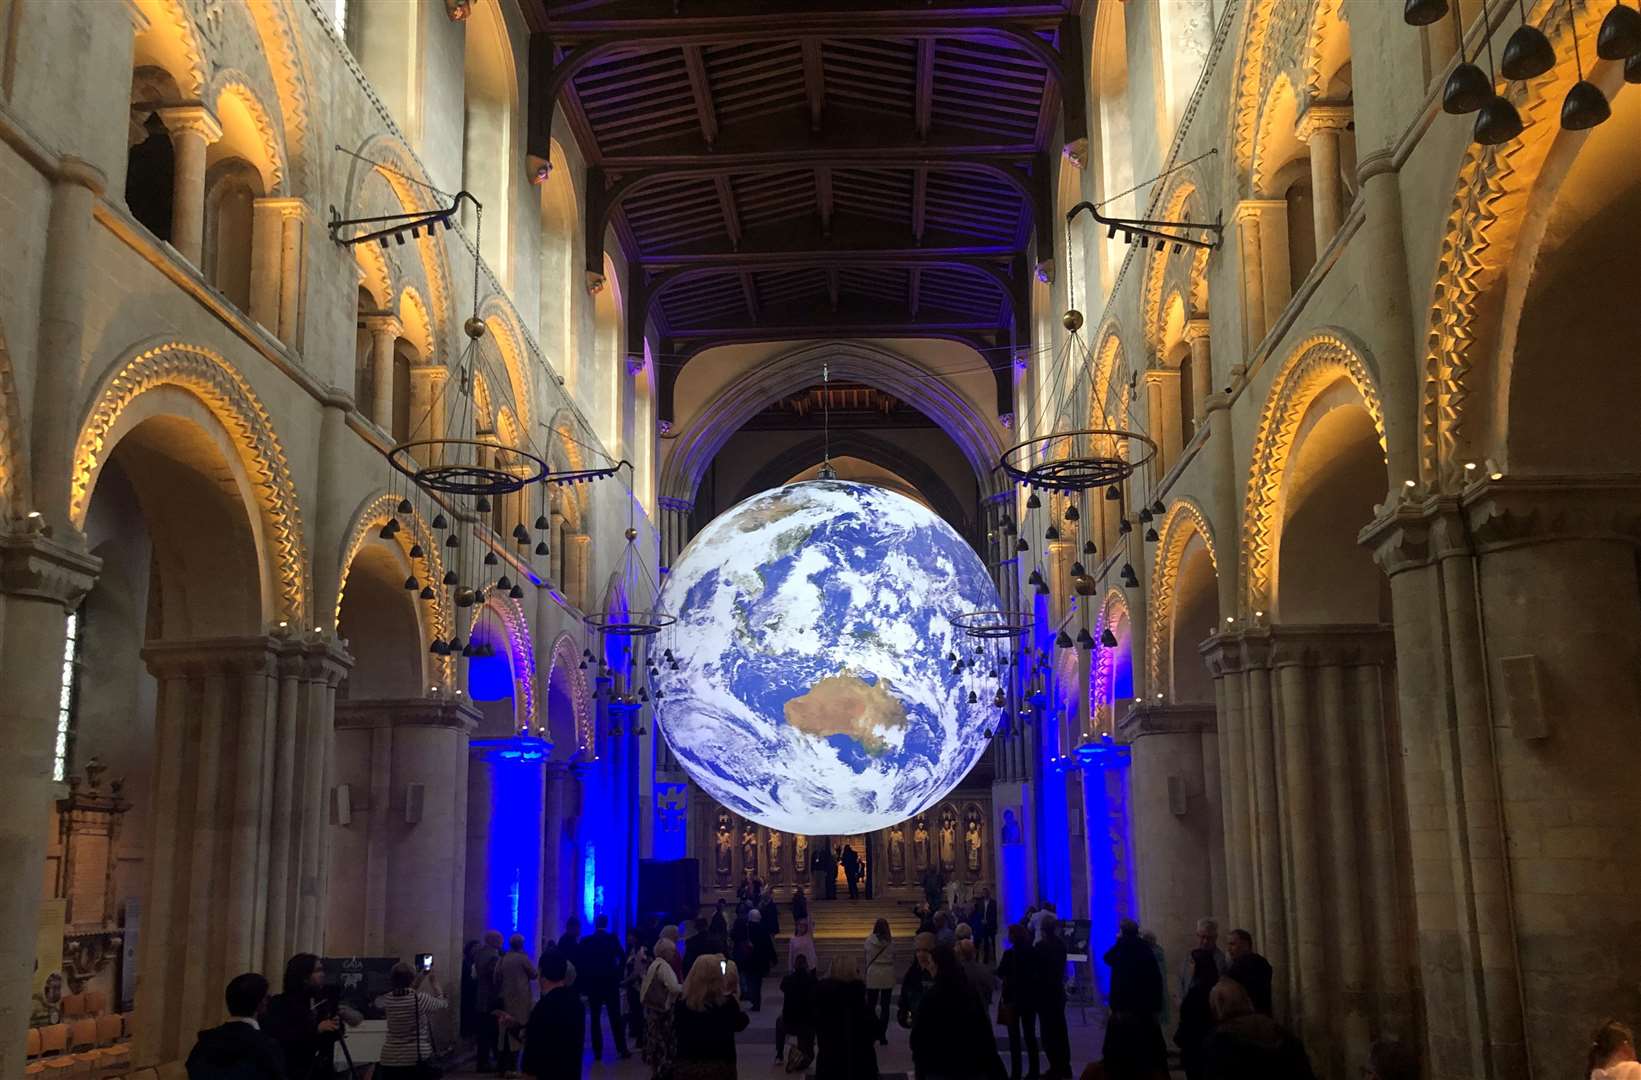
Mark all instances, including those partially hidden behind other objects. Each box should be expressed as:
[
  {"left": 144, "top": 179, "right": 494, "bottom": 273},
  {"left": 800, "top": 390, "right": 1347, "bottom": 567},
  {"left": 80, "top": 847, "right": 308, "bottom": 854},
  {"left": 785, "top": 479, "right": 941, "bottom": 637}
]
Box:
[{"left": 653, "top": 479, "right": 1002, "bottom": 835}]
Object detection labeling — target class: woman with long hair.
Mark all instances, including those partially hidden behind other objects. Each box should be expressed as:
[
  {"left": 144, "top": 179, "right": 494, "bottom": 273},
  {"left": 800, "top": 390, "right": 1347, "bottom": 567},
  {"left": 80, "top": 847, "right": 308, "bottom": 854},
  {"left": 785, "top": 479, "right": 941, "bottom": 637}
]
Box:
[
  {"left": 263, "top": 953, "right": 345, "bottom": 1080},
  {"left": 1590, "top": 1020, "right": 1641, "bottom": 1079},
  {"left": 673, "top": 955, "right": 748, "bottom": 1080},
  {"left": 862, "top": 918, "right": 895, "bottom": 1045},
  {"left": 373, "top": 961, "right": 448, "bottom": 1079},
  {"left": 641, "top": 938, "right": 683, "bottom": 1079},
  {"left": 814, "top": 954, "right": 878, "bottom": 1080}
]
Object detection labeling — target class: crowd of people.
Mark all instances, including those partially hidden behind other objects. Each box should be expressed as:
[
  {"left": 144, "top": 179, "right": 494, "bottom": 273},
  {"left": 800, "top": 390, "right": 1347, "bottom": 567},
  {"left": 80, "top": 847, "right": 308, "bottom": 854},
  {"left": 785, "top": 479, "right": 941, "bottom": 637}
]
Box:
[{"left": 175, "top": 894, "right": 1641, "bottom": 1080}]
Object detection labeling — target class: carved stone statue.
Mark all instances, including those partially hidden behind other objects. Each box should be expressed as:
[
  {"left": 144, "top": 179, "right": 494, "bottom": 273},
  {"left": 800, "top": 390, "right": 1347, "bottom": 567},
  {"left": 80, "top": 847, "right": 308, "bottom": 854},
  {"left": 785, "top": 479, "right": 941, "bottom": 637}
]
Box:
[
  {"left": 1001, "top": 808, "right": 1022, "bottom": 845},
  {"left": 939, "top": 806, "right": 958, "bottom": 872},
  {"left": 715, "top": 812, "right": 733, "bottom": 882},
  {"left": 768, "top": 830, "right": 783, "bottom": 881},
  {"left": 965, "top": 811, "right": 983, "bottom": 874},
  {"left": 741, "top": 822, "right": 758, "bottom": 877},
  {"left": 887, "top": 824, "right": 905, "bottom": 882},
  {"left": 793, "top": 834, "right": 808, "bottom": 884},
  {"left": 912, "top": 816, "right": 930, "bottom": 870}
]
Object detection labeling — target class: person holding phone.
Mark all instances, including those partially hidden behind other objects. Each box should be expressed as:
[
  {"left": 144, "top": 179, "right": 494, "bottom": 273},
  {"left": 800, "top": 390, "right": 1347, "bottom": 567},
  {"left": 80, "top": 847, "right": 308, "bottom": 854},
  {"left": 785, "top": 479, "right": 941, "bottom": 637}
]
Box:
[
  {"left": 373, "top": 960, "right": 447, "bottom": 1080},
  {"left": 673, "top": 955, "right": 747, "bottom": 1080},
  {"left": 265, "top": 954, "right": 360, "bottom": 1080}
]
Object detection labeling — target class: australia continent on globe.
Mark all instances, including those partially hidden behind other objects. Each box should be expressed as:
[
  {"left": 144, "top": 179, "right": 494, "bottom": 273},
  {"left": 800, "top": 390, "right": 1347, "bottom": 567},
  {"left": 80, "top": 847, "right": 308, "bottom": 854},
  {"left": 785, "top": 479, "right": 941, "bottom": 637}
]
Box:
[{"left": 653, "top": 479, "right": 1002, "bottom": 835}]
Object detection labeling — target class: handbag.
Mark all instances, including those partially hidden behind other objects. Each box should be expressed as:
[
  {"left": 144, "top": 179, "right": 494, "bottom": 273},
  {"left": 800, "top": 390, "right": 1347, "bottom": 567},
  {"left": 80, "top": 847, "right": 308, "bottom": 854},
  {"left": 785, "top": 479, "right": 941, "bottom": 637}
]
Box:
[{"left": 642, "top": 966, "right": 673, "bottom": 1011}]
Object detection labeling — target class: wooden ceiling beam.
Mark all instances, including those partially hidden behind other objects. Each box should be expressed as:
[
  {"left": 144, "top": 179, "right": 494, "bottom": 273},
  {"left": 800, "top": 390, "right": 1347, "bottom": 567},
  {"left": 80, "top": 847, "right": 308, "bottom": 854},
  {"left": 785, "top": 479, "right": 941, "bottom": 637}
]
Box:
[
  {"left": 909, "top": 266, "right": 922, "bottom": 318},
  {"left": 738, "top": 270, "right": 761, "bottom": 322},
  {"left": 827, "top": 268, "right": 840, "bottom": 313},
  {"left": 911, "top": 166, "right": 928, "bottom": 243},
  {"left": 914, "top": 39, "right": 935, "bottom": 141},
  {"left": 814, "top": 165, "right": 834, "bottom": 237},
  {"left": 801, "top": 38, "right": 826, "bottom": 132},
  {"left": 713, "top": 176, "right": 743, "bottom": 250},
  {"left": 681, "top": 44, "right": 720, "bottom": 150}
]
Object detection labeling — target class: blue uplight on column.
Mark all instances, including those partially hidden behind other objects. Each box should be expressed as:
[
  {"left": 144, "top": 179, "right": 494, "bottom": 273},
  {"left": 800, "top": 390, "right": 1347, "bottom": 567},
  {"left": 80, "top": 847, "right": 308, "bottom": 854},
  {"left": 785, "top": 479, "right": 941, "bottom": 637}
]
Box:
[{"left": 474, "top": 736, "right": 548, "bottom": 949}]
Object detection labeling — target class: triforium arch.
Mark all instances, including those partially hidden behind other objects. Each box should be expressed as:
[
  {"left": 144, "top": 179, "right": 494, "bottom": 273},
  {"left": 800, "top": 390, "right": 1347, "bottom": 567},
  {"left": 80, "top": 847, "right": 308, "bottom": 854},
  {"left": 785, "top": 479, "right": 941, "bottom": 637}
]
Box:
[
  {"left": 334, "top": 491, "right": 454, "bottom": 688},
  {"left": 242, "top": 0, "right": 314, "bottom": 196},
  {"left": 1088, "top": 323, "right": 1129, "bottom": 429},
  {"left": 69, "top": 339, "right": 308, "bottom": 627},
  {"left": 1146, "top": 498, "right": 1218, "bottom": 694},
  {"left": 470, "top": 594, "right": 538, "bottom": 731},
  {"left": 659, "top": 340, "right": 1006, "bottom": 508},
  {"left": 1092, "top": 589, "right": 1132, "bottom": 735},
  {"left": 1141, "top": 174, "right": 1210, "bottom": 357},
  {"left": 544, "top": 632, "right": 594, "bottom": 761},
  {"left": 478, "top": 297, "right": 534, "bottom": 432},
  {"left": 1240, "top": 330, "right": 1384, "bottom": 615},
  {"left": 1227, "top": 0, "right": 1327, "bottom": 195},
  {"left": 206, "top": 73, "right": 288, "bottom": 196},
  {"left": 1420, "top": 0, "right": 1616, "bottom": 481}
]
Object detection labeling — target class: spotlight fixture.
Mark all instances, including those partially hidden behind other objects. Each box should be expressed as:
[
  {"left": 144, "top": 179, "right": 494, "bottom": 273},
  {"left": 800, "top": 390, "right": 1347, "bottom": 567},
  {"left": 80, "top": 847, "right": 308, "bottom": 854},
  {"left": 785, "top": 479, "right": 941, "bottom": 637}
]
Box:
[
  {"left": 1474, "top": 95, "right": 1524, "bottom": 144},
  {"left": 1151, "top": 500, "right": 1165, "bottom": 516},
  {"left": 408, "top": 543, "right": 424, "bottom": 559},
  {"left": 513, "top": 523, "right": 531, "bottom": 542},
  {"left": 397, "top": 497, "right": 414, "bottom": 515},
  {"left": 1501, "top": 13, "right": 1556, "bottom": 79},
  {"left": 1598, "top": 1, "right": 1641, "bottom": 60},
  {"left": 1138, "top": 507, "right": 1153, "bottom": 523},
  {"left": 1016, "top": 538, "right": 1030, "bottom": 553},
  {"left": 1145, "top": 526, "right": 1160, "bottom": 542},
  {"left": 1083, "top": 540, "right": 1097, "bottom": 556},
  {"left": 474, "top": 495, "right": 491, "bottom": 514},
  {"left": 483, "top": 551, "right": 498, "bottom": 566},
  {"left": 1100, "top": 627, "right": 1119, "bottom": 648},
  {"left": 1443, "top": 61, "right": 1492, "bottom": 114},
  {"left": 1120, "top": 563, "right": 1139, "bottom": 588},
  {"left": 535, "top": 514, "right": 551, "bottom": 531},
  {"left": 1026, "top": 492, "right": 1042, "bottom": 510},
  {"left": 442, "top": 569, "right": 458, "bottom": 586},
  {"left": 1118, "top": 519, "right": 1132, "bottom": 535},
  {"left": 509, "top": 584, "right": 525, "bottom": 599},
  {"left": 498, "top": 575, "right": 512, "bottom": 590},
  {"left": 1071, "top": 561, "right": 1087, "bottom": 577},
  {"left": 1027, "top": 570, "right": 1046, "bottom": 589},
  {"left": 1563, "top": 12, "right": 1612, "bottom": 129},
  {"left": 378, "top": 519, "right": 399, "bottom": 539},
  {"left": 1403, "top": 0, "right": 1448, "bottom": 24},
  {"left": 445, "top": 534, "right": 460, "bottom": 548},
  {"left": 430, "top": 640, "right": 447, "bottom": 656},
  {"left": 536, "top": 541, "right": 550, "bottom": 556}
]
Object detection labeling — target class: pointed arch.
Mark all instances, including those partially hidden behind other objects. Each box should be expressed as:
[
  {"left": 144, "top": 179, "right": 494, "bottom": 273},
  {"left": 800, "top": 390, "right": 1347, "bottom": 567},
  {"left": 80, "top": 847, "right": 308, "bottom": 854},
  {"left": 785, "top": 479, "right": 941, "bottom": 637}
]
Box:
[
  {"left": 1241, "top": 330, "right": 1384, "bottom": 614},
  {"left": 70, "top": 340, "right": 308, "bottom": 625}
]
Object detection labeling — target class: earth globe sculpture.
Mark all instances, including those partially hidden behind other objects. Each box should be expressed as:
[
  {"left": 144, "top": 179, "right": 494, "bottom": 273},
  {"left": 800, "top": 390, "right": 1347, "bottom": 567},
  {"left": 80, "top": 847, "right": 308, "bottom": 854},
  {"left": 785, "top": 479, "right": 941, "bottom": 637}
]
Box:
[{"left": 653, "top": 479, "right": 1002, "bottom": 835}]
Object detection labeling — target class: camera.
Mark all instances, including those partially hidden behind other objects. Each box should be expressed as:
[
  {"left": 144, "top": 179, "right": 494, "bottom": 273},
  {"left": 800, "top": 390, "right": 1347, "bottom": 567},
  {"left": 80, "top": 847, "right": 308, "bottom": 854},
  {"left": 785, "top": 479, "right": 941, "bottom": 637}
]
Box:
[{"left": 415, "top": 953, "right": 434, "bottom": 974}]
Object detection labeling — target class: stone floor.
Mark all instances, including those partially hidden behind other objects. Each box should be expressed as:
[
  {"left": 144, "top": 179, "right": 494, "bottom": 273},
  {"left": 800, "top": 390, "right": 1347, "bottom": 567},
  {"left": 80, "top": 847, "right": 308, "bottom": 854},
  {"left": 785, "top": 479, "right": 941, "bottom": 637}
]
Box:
[{"left": 448, "top": 976, "right": 1115, "bottom": 1079}]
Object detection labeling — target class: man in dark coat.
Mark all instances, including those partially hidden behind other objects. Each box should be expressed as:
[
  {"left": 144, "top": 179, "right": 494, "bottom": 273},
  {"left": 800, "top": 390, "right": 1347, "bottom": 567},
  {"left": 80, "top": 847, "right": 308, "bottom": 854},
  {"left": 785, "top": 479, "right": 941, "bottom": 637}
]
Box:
[
  {"left": 1225, "top": 928, "right": 1274, "bottom": 1017},
  {"left": 574, "top": 913, "right": 630, "bottom": 1060},
  {"left": 841, "top": 845, "right": 861, "bottom": 900},
  {"left": 1034, "top": 915, "right": 1073, "bottom": 1079},
  {"left": 909, "top": 945, "right": 1007, "bottom": 1080},
  {"left": 472, "top": 929, "right": 504, "bottom": 1073},
  {"left": 1101, "top": 918, "right": 1168, "bottom": 1079},
  {"left": 971, "top": 888, "right": 1000, "bottom": 963},
  {"left": 186, "top": 973, "right": 286, "bottom": 1080},
  {"left": 522, "top": 951, "right": 585, "bottom": 1080}
]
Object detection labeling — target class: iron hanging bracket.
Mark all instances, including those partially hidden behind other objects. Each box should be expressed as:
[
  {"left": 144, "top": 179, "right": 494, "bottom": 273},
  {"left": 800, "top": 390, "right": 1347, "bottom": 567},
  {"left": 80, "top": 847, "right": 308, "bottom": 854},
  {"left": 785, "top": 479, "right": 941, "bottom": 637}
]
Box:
[
  {"left": 327, "top": 190, "right": 481, "bottom": 248},
  {"left": 1066, "top": 200, "right": 1222, "bottom": 253}
]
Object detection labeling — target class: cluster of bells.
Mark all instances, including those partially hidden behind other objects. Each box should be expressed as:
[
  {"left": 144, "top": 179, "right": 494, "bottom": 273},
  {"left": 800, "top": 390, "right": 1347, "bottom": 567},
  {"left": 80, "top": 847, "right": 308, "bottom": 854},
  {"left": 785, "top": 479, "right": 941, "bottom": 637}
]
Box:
[
  {"left": 1404, "top": 0, "right": 1641, "bottom": 144},
  {"left": 380, "top": 493, "right": 552, "bottom": 658},
  {"left": 1001, "top": 491, "right": 1163, "bottom": 596},
  {"left": 583, "top": 648, "right": 688, "bottom": 738}
]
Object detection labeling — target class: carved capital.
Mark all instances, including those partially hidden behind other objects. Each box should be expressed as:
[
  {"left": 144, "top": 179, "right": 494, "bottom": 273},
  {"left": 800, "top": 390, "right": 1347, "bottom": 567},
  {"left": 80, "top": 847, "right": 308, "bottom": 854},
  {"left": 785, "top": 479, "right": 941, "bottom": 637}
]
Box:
[
  {"left": 1294, "top": 102, "right": 1354, "bottom": 142},
  {"left": 625, "top": 352, "right": 645, "bottom": 376},
  {"left": 1462, "top": 477, "right": 1641, "bottom": 552},
  {"left": 360, "top": 313, "right": 403, "bottom": 339},
  {"left": 157, "top": 104, "right": 223, "bottom": 143},
  {"left": 0, "top": 530, "right": 99, "bottom": 608},
  {"left": 657, "top": 419, "right": 673, "bottom": 437},
  {"left": 255, "top": 195, "right": 310, "bottom": 222},
  {"left": 1232, "top": 199, "right": 1285, "bottom": 225},
  {"left": 1181, "top": 317, "right": 1212, "bottom": 344},
  {"left": 1116, "top": 703, "right": 1217, "bottom": 744},
  {"left": 142, "top": 636, "right": 282, "bottom": 679},
  {"left": 1062, "top": 138, "right": 1089, "bottom": 170},
  {"left": 657, "top": 495, "right": 694, "bottom": 515},
  {"left": 998, "top": 411, "right": 1015, "bottom": 429}
]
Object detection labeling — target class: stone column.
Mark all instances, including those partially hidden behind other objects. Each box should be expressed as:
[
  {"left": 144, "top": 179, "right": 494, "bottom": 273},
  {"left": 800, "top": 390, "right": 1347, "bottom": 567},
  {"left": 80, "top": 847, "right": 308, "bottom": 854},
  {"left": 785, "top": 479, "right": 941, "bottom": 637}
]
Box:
[
  {"left": 1234, "top": 202, "right": 1269, "bottom": 351},
  {"left": 542, "top": 762, "right": 569, "bottom": 943},
  {"left": 657, "top": 496, "right": 694, "bottom": 571},
  {"left": 1183, "top": 319, "right": 1212, "bottom": 435},
  {"left": 156, "top": 104, "right": 221, "bottom": 268},
  {"left": 564, "top": 532, "right": 591, "bottom": 612},
  {"left": 1117, "top": 704, "right": 1217, "bottom": 980},
  {"left": 1355, "top": 152, "right": 1420, "bottom": 488},
  {"left": 274, "top": 198, "right": 306, "bottom": 344},
  {"left": 362, "top": 315, "right": 403, "bottom": 432},
  {"left": 1295, "top": 104, "right": 1353, "bottom": 252},
  {"left": 1274, "top": 656, "right": 1325, "bottom": 1044},
  {"left": 1047, "top": 539, "right": 1074, "bottom": 623},
  {"left": 248, "top": 198, "right": 285, "bottom": 332},
  {"left": 1234, "top": 200, "right": 1290, "bottom": 351},
  {"left": 409, "top": 365, "right": 449, "bottom": 462},
  {"left": 0, "top": 531, "right": 97, "bottom": 1077},
  {"left": 1143, "top": 368, "right": 1180, "bottom": 482}
]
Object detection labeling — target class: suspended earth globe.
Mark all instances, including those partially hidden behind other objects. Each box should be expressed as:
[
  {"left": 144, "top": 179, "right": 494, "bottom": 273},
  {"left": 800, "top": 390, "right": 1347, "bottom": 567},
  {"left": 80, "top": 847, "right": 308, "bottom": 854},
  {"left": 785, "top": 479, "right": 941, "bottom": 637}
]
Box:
[{"left": 654, "top": 479, "right": 1002, "bottom": 835}]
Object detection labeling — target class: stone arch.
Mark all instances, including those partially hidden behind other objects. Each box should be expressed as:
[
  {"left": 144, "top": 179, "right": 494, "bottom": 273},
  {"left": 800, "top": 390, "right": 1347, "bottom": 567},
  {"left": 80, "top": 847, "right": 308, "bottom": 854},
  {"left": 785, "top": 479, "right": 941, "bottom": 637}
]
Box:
[
  {"left": 1251, "top": 72, "right": 1303, "bottom": 198},
  {"left": 335, "top": 491, "right": 454, "bottom": 687},
  {"left": 1301, "top": 0, "right": 1351, "bottom": 100},
  {"left": 1093, "top": 589, "right": 1133, "bottom": 735},
  {"left": 1241, "top": 330, "right": 1384, "bottom": 614},
  {"left": 539, "top": 138, "right": 579, "bottom": 387},
  {"left": 70, "top": 340, "right": 308, "bottom": 626},
  {"left": 1146, "top": 498, "right": 1218, "bottom": 694},
  {"left": 397, "top": 286, "right": 436, "bottom": 359},
  {"left": 207, "top": 73, "right": 286, "bottom": 195},
  {"left": 544, "top": 632, "right": 594, "bottom": 759},
  {"left": 1088, "top": 325, "right": 1128, "bottom": 428},
  {"left": 243, "top": 0, "right": 314, "bottom": 196},
  {"left": 468, "top": 594, "right": 537, "bottom": 730},
  {"left": 341, "top": 134, "right": 457, "bottom": 360},
  {"left": 660, "top": 340, "right": 1005, "bottom": 507},
  {"left": 1420, "top": 0, "right": 1616, "bottom": 480},
  {"left": 355, "top": 242, "right": 394, "bottom": 310},
  {"left": 133, "top": 0, "right": 207, "bottom": 99},
  {"left": 547, "top": 412, "right": 590, "bottom": 531},
  {"left": 479, "top": 298, "right": 534, "bottom": 430},
  {"left": 1142, "top": 177, "right": 1202, "bottom": 355}
]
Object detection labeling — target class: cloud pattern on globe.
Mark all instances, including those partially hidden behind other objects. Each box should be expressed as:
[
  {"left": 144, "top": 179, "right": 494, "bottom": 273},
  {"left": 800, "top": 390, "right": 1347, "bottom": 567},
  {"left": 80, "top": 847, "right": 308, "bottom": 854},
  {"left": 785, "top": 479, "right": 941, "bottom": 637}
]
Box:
[{"left": 654, "top": 480, "right": 1001, "bottom": 835}]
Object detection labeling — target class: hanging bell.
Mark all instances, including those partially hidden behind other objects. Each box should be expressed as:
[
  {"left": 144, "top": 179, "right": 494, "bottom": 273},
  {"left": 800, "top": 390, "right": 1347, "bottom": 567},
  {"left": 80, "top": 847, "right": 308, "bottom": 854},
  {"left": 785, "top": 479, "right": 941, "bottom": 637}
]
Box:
[
  {"left": 1118, "top": 518, "right": 1132, "bottom": 535},
  {"left": 535, "top": 514, "right": 551, "bottom": 531},
  {"left": 430, "top": 640, "right": 447, "bottom": 656},
  {"left": 1628, "top": 50, "right": 1641, "bottom": 81},
  {"left": 1025, "top": 492, "right": 1041, "bottom": 510},
  {"left": 1500, "top": 23, "right": 1556, "bottom": 79},
  {"left": 1120, "top": 563, "right": 1139, "bottom": 588},
  {"left": 1064, "top": 504, "right": 1080, "bottom": 522},
  {"left": 475, "top": 495, "right": 491, "bottom": 513},
  {"left": 432, "top": 513, "right": 448, "bottom": 530},
  {"left": 1598, "top": 2, "right": 1641, "bottom": 60},
  {"left": 484, "top": 551, "right": 499, "bottom": 566},
  {"left": 509, "top": 584, "right": 525, "bottom": 599},
  {"left": 1044, "top": 525, "right": 1060, "bottom": 542},
  {"left": 447, "top": 636, "right": 462, "bottom": 653},
  {"left": 497, "top": 575, "right": 512, "bottom": 590},
  {"left": 1138, "top": 507, "right": 1153, "bottom": 523},
  {"left": 1105, "top": 486, "right": 1121, "bottom": 501},
  {"left": 1442, "top": 62, "right": 1493, "bottom": 114},
  {"left": 442, "top": 569, "right": 459, "bottom": 585},
  {"left": 404, "top": 575, "right": 419, "bottom": 590},
  {"left": 513, "top": 523, "right": 531, "bottom": 542},
  {"left": 579, "top": 660, "right": 588, "bottom": 670},
  {"left": 1026, "top": 570, "right": 1046, "bottom": 588},
  {"left": 461, "top": 642, "right": 475, "bottom": 658},
  {"left": 967, "top": 690, "right": 978, "bottom": 705},
  {"left": 1145, "top": 526, "right": 1160, "bottom": 542},
  {"left": 536, "top": 541, "right": 550, "bottom": 556},
  {"left": 1071, "top": 561, "right": 1086, "bottom": 577},
  {"left": 378, "top": 520, "right": 399, "bottom": 539},
  {"left": 1015, "top": 538, "right": 1030, "bottom": 553},
  {"left": 1055, "top": 630, "right": 1074, "bottom": 649},
  {"left": 1076, "top": 629, "right": 1095, "bottom": 650},
  {"left": 420, "top": 586, "right": 436, "bottom": 601},
  {"left": 1101, "top": 627, "right": 1119, "bottom": 648},
  {"left": 1403, "top": 0, "right": 1448, "bottom": 25},
  {"left": 993, "top": 689, "right": 1007, "bottom": 708},
  {"left": 1561, "top": 79, "right": 1612, "bottom": 129},
  {"left": 397, "top": 497, "right": 414, "bottom": 515},
  {"left": 1473, "top": 95, "right": 1524, "bottom": 144},
  {"left": 445, "top": 534, "right": 460, "bottom": 548},
  {"left": 408, "top": 543, "right": 425, "bottom": 559},
  {"left": 1083, "top": 540, "right": 1097, "bottom": 556},
  {"left": 1151, "top": 500, "right": 1166, "bottom": 517}
]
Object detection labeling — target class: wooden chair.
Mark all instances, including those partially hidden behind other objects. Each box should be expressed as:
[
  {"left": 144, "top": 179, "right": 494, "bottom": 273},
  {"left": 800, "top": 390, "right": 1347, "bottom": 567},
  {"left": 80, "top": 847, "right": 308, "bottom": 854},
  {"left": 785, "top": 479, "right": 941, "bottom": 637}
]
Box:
[
  {"left": 92, "top": 1014, "right": 129, "bottom": 1071},
  {"left": 59, "top": 995, "right": 87, "bottom": 1019},
  {"left": 67, "top": 1019, "right": 98, "bottom": 1072},
  {"left": 24, "top": 1028, "right": 44, "bottom": 1076},
  {"left": 38, "top": 1024, "right": 76, "bottom": 1074},
  {"left": 82, "top": 991, "right": 107, "bottom": 1017}
]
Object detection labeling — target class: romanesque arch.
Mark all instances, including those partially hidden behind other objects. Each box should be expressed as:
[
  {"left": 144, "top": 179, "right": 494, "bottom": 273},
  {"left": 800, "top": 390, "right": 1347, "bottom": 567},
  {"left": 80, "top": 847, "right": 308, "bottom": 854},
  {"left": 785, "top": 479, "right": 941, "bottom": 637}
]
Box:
[
  {"left": 1146, "top": 498, "right": 1218, "bottom": 693},
  {"left": 335, "top": 491, "right": 453, "bottom": 687},
  {"left": 1240, "top": 330, "right": 1383, "bottom": 614},
  {"left": 70, "top": 340, "right": 308, "bottom": 626},
  {"left": 545, "top": 632, "right": 594, "bottom": 760}
]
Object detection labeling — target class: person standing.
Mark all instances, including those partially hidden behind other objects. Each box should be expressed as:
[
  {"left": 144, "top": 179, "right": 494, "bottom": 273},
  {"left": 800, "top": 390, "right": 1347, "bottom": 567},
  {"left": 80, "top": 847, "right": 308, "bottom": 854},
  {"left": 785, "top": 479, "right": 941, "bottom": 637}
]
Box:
[
  {"left": 742, "top": 908, "right": 776, "bottom": 1011},
  {"left": 522, "top": 951, "right": 584, "bottom": 1080},
  {"left": 896, "top": 931, "right": 936, "bottom": 1031},
  {"left": 1172, "top": 948, "right": 1220, "bottom": 1080},
  {"left": 775, "top": 952, "right": 819, "bottom": 1068},
  {"left": 789, "top": 918, "right": 819, "bottom": 975},
  {"left": 496, "top": 934, "right": 539, "bottom": 1076},
  {"left": 957, "top": 940, "right": 996, "bottom": 1012},
  {"left": 824, "top": 845, "right": 839, "bottom": 900},
  {"left": 1033, "top": 916, "right": 1072, "bottom": 1080},
  {"left": 862, "top": 918, "right": 896, "bottom": 1046},
  {"left": 373, "top": 961, "right": 448, "bottom": 1080},
  {"left": 186, "top": 973, "right": 285, "bottom": 1080},
  {"left": 1101, "top": 919, "right": 1166, "bottom": 1080},
  {"left": 472, "top": 930, "right": 505, "bottom": 1073},
  {"left": 996, "top": 924, "right": 1040, "bottom": 1080},
  {"left": 558, "top": 918, "right": 582, "bottom": 956},
  {"left": 1224, "top": 928, "right": 1273, "bottom": 1017},
  {"left": 814, "top": 954, "right": 878, "bottom": 1080},
  {"left": 1176, "top": 918, "right": 1228, "bottom": 1003},
  {"left": 811, "top": 845, "right": 830, "bottom": 900},
  {"left": 972, "top": 889, "right": 999, "bottom": 964},
  {"left": 575, "top": 913, "right": 631, "bottom": 1061},
  {"left": 758, "top": 891, "right": 782, "bottom": 938},
  {"left": 1588, "top": 1021, "right": 1641, "bottom": 1080},
  {"left": 841, "top": 845, "right": 861, "bottom": 900},
  {"left": 909, "top": 945, "right": 1007, "bottom": 1080},
  {"left": 1201, "top": 979, "right": 1314, "bottom": 1079},
  {"left": 920, "top": 867, "right": 943, "bottom": 909},
  {"left": 264, "top": 954, "right": 351, "bottom": 1080},
  {"left": 673, "top": 955, "right": 749, "bottom": 1080},
  {"left": 1140, "top": 929, "right": 1170, "bottom": 1034},
  {"left": 623, "top": 930, "right": 651, "bottom": 1058},
  {"left": 639, "top": 939, "right": 682, "bottom": 1080},
  {"left": 792, "top": 887, "right": 809, "bottom": 927}
]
